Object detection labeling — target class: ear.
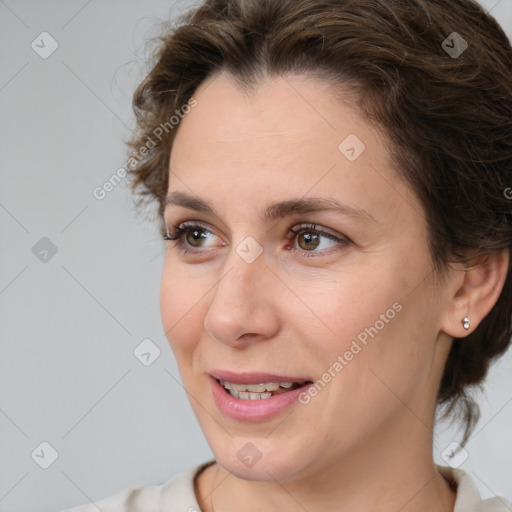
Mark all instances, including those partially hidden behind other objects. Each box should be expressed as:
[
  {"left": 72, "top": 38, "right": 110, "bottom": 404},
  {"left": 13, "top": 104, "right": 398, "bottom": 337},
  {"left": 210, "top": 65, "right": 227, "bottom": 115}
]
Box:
[{"left": 440, "top": 249, "right": 510, "bottom": 338}]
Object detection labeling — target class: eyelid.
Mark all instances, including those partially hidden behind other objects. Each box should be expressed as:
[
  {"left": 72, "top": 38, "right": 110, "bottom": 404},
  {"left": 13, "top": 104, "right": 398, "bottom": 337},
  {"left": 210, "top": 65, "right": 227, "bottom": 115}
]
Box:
[
  {"left": 169, "top": 219, "right": 212, "bottom": 234},
  {"left": 164, "top": 218, "right": 347, "bottom": 238},
  {"left": 289, "top": 222, "right": 344, "bottom": 240}
]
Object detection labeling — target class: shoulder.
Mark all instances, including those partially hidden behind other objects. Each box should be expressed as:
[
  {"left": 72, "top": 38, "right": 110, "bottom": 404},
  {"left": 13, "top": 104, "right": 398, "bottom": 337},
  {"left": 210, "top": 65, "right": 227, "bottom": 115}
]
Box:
[
  {"left": 61, "top": 460, "right": 216, "bottom": 512},
  {"left": 437, "top": 465, "right": 512, "bottom": 512}
]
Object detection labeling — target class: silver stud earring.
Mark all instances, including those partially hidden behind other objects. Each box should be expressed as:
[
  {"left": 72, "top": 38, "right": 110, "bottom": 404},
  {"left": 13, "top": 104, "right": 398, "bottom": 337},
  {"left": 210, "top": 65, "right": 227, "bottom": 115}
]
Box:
[{"left": 462, "top": 316, "right": 470, "bottom": 330}]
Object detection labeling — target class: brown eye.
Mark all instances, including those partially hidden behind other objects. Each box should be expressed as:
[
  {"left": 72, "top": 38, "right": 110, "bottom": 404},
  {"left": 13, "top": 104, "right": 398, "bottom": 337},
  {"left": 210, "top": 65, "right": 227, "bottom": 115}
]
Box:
[
  {"left": 185, "top": 228, "right": 210, "bottom": 247},
  {"left": 296, "top": 231, "right": 321, "bottom": 251},
  {"left": 288, "top": 223, "right": 350, "bottom": 257},
  {"left": 163, "top": 222, "right": 218, "bottom": 255}
]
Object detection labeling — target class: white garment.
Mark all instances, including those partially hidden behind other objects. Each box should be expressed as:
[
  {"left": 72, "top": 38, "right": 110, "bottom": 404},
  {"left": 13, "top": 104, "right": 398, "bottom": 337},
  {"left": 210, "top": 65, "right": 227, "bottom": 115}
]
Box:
[{"left": 63, "top": 460, "right": 511, "bottom": 512}]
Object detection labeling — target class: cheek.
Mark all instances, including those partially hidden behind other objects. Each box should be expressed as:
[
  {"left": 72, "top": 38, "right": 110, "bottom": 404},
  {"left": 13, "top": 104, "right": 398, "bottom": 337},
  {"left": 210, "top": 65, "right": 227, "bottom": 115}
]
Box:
[
  {"left": 298, "top": 264, "right": 421, "bottom": 390},
  {"left": 296, "top": 269, "right": 397, "bottom": 355},
  {"left": 314, "top": 281, "right": 438, "bottom": 429},
  {"left": 160, "top": 264, "right": 205, "bottom": 358}
]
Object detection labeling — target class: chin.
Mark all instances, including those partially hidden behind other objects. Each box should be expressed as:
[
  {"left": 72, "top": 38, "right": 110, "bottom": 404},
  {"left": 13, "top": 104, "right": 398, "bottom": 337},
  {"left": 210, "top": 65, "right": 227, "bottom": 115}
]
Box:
[{"left": 208, "top": 432, "right": 319, "bottom": 483}]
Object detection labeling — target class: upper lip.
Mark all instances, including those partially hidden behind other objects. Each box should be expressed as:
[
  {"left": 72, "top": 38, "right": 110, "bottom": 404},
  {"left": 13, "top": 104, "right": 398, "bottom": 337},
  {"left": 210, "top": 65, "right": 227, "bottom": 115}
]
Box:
[{"left": 209, "top": 369, "right": 312, "bottom": 384}]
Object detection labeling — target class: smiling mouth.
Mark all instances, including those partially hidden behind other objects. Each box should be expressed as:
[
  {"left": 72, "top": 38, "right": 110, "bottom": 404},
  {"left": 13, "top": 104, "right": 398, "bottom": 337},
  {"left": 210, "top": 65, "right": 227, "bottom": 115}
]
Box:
[{"left": 217, "top": 379, "right": 312, "bottom": 400}]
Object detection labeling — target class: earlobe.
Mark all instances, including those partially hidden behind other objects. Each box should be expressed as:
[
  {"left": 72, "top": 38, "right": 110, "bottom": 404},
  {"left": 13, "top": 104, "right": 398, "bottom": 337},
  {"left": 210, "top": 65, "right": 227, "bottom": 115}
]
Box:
[{"left": 441, "top": 250, "right": 510, "bottom": 339}]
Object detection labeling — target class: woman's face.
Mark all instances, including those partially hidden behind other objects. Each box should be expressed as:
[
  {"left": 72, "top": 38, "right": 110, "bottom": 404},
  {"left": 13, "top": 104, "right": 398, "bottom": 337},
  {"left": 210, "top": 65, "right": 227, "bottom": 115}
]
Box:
[{"left": 161, "top": 71, "right": 455, "bottom": 482}]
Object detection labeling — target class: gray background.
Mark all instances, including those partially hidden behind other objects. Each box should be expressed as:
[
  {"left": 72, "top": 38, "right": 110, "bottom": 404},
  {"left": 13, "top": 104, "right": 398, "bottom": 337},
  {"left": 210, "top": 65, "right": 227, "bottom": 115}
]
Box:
[{"left": 0, "top": 1, "right": 511, "bottom": 511}]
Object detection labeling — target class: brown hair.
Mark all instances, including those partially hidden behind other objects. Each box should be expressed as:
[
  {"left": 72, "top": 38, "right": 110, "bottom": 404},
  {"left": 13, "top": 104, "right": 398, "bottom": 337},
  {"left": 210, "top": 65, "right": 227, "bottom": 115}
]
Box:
[{"left": 126, "top": 0, "right": 512, "bottom": 445}]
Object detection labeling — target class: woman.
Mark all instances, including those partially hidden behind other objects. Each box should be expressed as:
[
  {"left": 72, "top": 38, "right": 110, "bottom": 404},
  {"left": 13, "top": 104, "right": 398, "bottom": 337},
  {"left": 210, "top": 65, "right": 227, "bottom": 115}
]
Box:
[{"left": 65, "top": 0, "right": 512, "bottom": 510}]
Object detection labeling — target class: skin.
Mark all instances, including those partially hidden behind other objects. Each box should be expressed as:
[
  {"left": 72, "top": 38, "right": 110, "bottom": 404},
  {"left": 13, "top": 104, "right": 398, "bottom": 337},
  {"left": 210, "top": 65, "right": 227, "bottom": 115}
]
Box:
[{"left": 160, "top": 70, "right": 509, "bottom": 512}]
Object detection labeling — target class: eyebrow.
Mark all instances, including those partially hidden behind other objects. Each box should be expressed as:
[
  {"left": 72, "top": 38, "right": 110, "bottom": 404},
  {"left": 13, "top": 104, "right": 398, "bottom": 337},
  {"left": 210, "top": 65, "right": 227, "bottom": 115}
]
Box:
[{"left": 163, "top": 191, "right": 378, "bottom": 223}]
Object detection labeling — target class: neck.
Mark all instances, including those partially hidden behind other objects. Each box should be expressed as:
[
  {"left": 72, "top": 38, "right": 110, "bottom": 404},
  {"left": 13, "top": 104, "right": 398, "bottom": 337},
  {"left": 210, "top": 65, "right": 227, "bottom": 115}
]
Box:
[{"left": 195, "top": 419, "right": 456, "bottom": 512}]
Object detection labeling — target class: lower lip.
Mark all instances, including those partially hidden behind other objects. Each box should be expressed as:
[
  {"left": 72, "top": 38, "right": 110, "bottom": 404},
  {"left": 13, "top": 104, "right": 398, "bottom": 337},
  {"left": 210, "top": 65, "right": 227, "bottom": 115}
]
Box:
[{"left": 210, "top": 376, "right": 311, "bottom": 422}]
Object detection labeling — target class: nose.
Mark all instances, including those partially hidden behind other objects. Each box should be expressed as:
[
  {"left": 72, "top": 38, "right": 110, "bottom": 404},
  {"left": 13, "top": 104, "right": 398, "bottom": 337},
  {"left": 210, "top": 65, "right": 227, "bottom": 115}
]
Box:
[{"left": 203, "top": 246, "right": 281, "bottom": 347}]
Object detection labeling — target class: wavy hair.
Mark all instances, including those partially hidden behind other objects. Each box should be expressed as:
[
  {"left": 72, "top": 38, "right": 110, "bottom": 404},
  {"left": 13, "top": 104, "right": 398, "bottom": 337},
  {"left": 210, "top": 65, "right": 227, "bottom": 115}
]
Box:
[{"left": 125, "top": 0, "right": 512, "bottom": 445}]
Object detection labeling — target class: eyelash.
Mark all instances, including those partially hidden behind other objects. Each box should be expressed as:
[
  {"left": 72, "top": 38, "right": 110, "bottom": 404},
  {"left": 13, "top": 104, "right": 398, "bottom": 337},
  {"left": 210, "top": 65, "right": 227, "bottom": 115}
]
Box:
[{"left": 163, "top": 221, "right": 350, "bottom": 258}]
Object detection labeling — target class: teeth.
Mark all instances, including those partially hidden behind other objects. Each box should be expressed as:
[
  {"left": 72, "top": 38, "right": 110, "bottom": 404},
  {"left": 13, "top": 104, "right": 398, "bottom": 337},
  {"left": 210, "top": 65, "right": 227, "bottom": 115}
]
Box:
[
  {"left": 246, "top": 383, "right": 269, "bottom": 392},
  {"left": 219, "top": 379, "right": 305, "bottom": 400},
  {"left": 228, "top": 389, "right": 273, "bottom": 400},
  {"left": 231, "top": 383, "right": 250, "bottom": 392},
  {"left": 222, "top": 380, "right": 282, "bottom": 392}
]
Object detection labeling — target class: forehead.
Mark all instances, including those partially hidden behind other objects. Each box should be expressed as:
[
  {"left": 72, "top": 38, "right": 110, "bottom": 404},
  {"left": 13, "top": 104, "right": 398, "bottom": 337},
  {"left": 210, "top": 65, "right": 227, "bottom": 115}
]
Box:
[
  {"left": 167, "top": 71, "right": 420, "bottom": 230},
  {"left": 173, "top": 71, "right": 363, "bottom": 147}
]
